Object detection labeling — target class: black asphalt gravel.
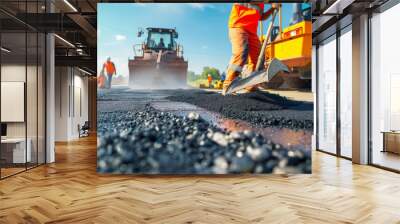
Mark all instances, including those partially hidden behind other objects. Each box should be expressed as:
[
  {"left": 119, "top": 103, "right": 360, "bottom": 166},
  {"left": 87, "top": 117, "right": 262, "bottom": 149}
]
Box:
[
  {"left": 97, "top": 105, "right": 311, "bottom": 174},
  {"left": 165, "top": 89, "right": 313, "bottom": 130}
]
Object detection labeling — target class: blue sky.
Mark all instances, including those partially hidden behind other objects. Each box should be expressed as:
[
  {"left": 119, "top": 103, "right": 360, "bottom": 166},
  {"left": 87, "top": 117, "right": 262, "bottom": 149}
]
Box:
[{"left": 98, "top": 3, "right": 310, "bottom": 76}]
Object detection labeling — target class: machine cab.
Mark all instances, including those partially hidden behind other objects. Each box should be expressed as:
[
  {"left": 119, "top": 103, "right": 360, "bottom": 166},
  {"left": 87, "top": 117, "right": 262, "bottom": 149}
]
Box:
[{"left": 144, "top": 28, "right": 178, "bottom": 51}]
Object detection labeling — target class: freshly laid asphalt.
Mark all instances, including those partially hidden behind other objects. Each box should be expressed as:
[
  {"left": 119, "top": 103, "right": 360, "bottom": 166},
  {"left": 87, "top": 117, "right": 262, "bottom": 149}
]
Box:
[
  {"left": 165, "top": 89, "right": 313, "bottom": 130},
  {"left": 97, "top": 87, "right": 313, "bottom": 174}
]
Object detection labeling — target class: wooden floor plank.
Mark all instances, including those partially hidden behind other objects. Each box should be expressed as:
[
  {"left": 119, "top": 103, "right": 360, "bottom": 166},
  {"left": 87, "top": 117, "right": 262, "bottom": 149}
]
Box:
[{"left": 0, "top": 135, "right": 399, "bottom": 223}]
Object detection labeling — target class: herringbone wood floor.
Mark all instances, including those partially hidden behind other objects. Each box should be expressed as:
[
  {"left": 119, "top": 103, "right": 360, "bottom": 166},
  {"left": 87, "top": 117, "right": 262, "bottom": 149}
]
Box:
[{"left": 0, "top": 135, "right": 400, "bottom": 224}]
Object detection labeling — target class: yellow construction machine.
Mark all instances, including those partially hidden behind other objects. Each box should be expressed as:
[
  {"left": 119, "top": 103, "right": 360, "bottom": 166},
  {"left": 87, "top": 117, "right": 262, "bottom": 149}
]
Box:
[
  {"left": 128, "top": 28, "right": 188, "bottom": 89},
  {"left": 263, "top": 3, "right": 312, "bottom": 89},
  {"left": 225, "top": 3, "right": 312, "bottom": 94}
]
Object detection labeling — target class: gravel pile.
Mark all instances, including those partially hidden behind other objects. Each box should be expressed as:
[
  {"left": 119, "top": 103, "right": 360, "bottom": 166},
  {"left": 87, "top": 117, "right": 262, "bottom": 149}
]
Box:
[
  {"left": 97, "top": 106, "right": 311, "bottom": 174},
  {"left": 165, "top": 90, "right": 313, "bottom": 130}
]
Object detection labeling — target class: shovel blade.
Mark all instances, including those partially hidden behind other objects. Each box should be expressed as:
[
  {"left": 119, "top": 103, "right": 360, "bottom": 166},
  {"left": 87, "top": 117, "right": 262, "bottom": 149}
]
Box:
[{"left": 225, "top": 58, "right": 289, "bottom": 94}]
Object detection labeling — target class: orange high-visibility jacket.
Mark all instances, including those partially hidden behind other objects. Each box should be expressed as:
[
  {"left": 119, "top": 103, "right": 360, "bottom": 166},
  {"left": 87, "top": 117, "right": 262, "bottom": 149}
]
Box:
[
  {"left": 228, "top": 3, "right": 264, "bottom": 34},
  {"left": 104, "top": 61, "right": 116, "bottom": 75}
]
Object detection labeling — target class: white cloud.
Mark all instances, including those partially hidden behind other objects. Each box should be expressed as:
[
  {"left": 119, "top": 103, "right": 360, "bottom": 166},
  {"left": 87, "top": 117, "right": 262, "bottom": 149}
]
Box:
[
  {"left": 186, "top": 3, "right": 215, "bottom": 10},
  {"left": 115, "top": 34, "right": 127, "bottom": 41},
  {"left": 133, "top": 3, "right": 147, "bottom": 7}
]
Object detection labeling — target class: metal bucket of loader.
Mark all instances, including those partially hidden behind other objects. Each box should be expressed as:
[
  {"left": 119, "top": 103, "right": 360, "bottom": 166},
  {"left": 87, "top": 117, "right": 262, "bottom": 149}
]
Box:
[
  {"left": 224, "top": 58, "right": 290, "bottom": 95},
  {"left": 129, "top": 59, "right": 188, "bottom": 89}
]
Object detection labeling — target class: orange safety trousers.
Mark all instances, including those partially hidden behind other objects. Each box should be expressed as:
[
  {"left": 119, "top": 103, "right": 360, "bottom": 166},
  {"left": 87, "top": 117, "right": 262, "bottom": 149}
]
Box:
[{"left": 224, "top": 27, "right": 260, "bottom": 89}]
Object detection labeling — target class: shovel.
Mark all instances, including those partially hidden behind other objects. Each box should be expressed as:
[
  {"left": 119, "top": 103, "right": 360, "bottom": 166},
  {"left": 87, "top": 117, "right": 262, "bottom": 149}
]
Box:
[{"left": 224, "top": 8, "right": 289, "bottom": 95}]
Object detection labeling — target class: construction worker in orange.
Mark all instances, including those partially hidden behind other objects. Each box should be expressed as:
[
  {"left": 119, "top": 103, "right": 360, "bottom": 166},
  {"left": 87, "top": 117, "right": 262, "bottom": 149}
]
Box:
[
  {"left": 207, "top": 74, "right": 213, "bottom": 88},
  {"left": 98, "top": 69, "right": 106, "bottom": 89},
  {"left": 103, "top": 57, "right": 117, "bottom": 89},
  {"left": 222, "top": 3, "right": 278, "bottom": 95}
]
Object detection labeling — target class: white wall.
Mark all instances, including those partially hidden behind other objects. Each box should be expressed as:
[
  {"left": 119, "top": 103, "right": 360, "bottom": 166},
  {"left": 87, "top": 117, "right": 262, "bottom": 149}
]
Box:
[
  {"left": 54, "top": 67, "right": 89, "bottom": 141},
  {"left": 1, "top": 65, "right": 26, "bottom": 142},
  {"left": 72, "top": 73, "right": 89, "bottom": 138},
  {"left": 1, "top": 63, "right": 46, "bottom": 164},
  {"left": 1, "top": 64, "right": 26, "bottom": 81},
  {"left": 1, "top": 82, "right": 25, "bottom": 122},
  {"left": 55, "top": 66, "right": 69, "bottom": 141},
  {"left": 1, "top": 65, "right": 31, "bottom": 138}
]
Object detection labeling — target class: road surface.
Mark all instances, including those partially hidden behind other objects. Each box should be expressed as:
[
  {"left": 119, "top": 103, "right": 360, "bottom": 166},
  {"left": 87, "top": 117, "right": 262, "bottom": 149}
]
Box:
[{"left": 97, "top": 87, "right": 313, "bottom": 174}]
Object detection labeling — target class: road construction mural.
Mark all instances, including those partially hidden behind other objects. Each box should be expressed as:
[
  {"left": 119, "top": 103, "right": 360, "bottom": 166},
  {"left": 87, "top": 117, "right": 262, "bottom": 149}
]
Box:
[{"left": 97, "top": 3, "right": 313, "bottom": 174}]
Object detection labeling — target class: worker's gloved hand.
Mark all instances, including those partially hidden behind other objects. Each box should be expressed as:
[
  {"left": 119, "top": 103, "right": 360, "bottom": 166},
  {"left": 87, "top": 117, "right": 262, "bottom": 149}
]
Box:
[{"left": 271, "top": 3, "right": 280, "bottom": 10}]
